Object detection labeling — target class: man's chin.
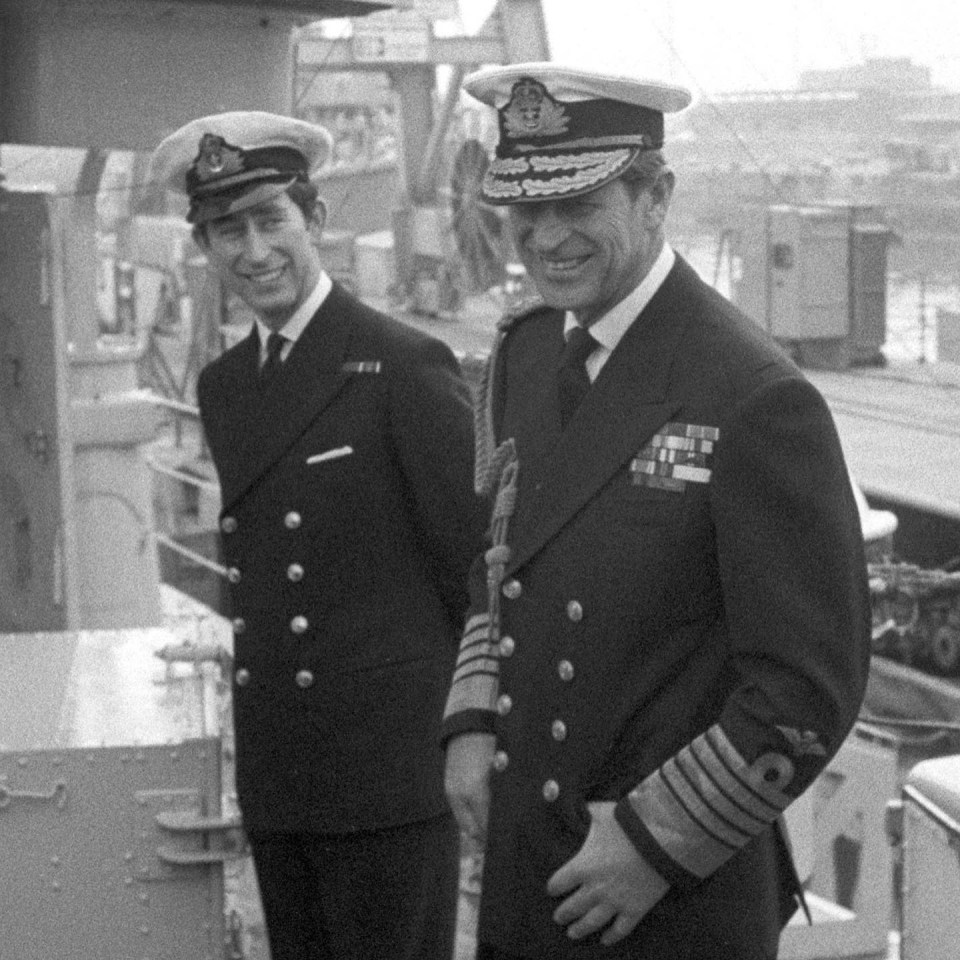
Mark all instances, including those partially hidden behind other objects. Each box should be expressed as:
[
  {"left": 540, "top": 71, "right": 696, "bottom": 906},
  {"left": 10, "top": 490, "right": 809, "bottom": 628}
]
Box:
[
  {"left": 536, "top": 286, "right": 590, "bottom": 314},
  {"left": 526, "top": 270, "right": 591, "bottom": 305},
  {"left": 243, "top": 290, "right": 296, "bottom": 321}
]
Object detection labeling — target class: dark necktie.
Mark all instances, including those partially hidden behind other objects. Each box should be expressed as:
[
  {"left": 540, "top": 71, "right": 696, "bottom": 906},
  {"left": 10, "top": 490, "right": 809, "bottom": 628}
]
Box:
[
  {"left": 260, "top": 332, "right": 287, "bottom": 385},
  {"left": 557, "top": 325, "right": 598, "bottom": 429}
]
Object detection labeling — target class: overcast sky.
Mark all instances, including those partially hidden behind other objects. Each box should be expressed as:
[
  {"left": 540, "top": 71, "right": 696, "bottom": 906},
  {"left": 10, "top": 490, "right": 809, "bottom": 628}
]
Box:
[{"left": 458, "top": 0, "right": 960, "bottom": 94}]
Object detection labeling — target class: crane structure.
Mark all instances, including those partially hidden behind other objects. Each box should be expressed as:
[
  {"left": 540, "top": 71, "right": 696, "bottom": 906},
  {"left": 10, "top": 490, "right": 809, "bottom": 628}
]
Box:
[{"left": 295, "top": 0, "right": 550, "bottom": 303}]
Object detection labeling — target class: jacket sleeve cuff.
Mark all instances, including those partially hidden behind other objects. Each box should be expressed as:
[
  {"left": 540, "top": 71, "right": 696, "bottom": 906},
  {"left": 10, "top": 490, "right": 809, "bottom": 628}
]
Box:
[
  {"left": 440, "top": 708, "right": 498, "bottom": 748},
  {"left": 618, "top": 724, "right": 795, "bottom": 883},
  {"left": 442, "top": 612, "right": 499, "bottom": 742},
  {"left": 614, "top": 797, "right": 700, "bottom": 891}
]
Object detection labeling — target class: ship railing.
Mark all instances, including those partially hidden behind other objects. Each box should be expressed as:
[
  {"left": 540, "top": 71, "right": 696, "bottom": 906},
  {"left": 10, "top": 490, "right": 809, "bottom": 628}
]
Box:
[{"left": 142, "top": 393, "right": 228, "bottom": 581}]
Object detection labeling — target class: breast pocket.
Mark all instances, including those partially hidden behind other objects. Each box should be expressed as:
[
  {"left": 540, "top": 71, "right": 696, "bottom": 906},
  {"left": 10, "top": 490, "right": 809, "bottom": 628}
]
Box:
[
  {"left": 296, "top": 439, "right": 362, "bottom": 486},
  {"left": 281, "top": 437, "right": 366, "bottom": 520}
]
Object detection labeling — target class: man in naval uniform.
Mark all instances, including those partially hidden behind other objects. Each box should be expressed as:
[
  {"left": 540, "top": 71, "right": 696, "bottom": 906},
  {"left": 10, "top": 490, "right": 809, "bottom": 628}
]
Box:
[
  {"left": 442, "top": 65, "right": 872, "bottom": 960},
  {"left": 149, "top": 111, "right": 486, "bottom": 960}
]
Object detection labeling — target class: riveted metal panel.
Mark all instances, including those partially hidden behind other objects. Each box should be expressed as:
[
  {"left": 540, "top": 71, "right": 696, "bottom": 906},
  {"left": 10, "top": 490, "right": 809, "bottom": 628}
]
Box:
[
  {"left": 0, "top": 738, "right": 226, "bottom": 960},
  {"left": 0, "top": 624, "right": 236, "bottom": 958}
]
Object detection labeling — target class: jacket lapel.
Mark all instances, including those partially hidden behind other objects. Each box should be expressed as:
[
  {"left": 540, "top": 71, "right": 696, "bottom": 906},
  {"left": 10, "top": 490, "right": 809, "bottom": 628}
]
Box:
[
  {"left": 505, "top": 259, "right": 696, "bottom": 573},
  {"left": 509, "top": 314, "right": 565, "bottom": 470},
  {"left": 205, "top": 326, "right": 260, "bottom": 507},
  {"left": 220, "top": 284, "right": 354, "bottom": 512}
]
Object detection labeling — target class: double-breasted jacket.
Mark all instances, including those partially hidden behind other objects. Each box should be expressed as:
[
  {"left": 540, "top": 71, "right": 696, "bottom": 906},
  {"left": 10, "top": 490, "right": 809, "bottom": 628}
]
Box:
[
  {"left": 198, "top": 282, "right": 485, "bottom": 833},
  {"left": 443, "top": 256, "right": 871, "bottom": 958}
]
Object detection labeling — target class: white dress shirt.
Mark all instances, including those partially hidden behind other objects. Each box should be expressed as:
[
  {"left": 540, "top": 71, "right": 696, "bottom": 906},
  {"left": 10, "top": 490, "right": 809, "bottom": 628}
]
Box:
[
  {"left": 255, "top": 269, "right": 333, "bottom": 367},
  {"left": 562, "top": 243, "right": 676, "bottom": 382}
]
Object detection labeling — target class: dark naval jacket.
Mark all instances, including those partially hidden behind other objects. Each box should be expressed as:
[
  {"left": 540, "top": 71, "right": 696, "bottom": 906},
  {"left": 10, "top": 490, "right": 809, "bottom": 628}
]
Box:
[
  {"left": 198, "top": 281, "right": 485, "bottom": 833},
  {"left": 442, "top": 256, "right": 872, "bottom": 959}
]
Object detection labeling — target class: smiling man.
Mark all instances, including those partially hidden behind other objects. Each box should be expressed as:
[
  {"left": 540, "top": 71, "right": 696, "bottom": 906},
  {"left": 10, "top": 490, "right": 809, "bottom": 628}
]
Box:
[
  {"left": 202, "top": 192, "right": 322, "bottom": 325},
  {"left": 442, "top": 64, "right": 872, "bottom": 960},
  {"left": 149, "top": 112, "right": 486, "bottom": 960}
]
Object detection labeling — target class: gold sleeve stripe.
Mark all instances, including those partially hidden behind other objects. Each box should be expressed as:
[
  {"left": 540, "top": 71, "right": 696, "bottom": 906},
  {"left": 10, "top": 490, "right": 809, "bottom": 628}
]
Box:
[
  {"left": 626, "top": 770, "right": 737, "bottom": 879},
  {"left": 659, "top": 766, "right": 743, "bottom": 851},
  {"left": 705, "top": 727, "right": 792, "bottom": 811},
  {"left": 452, "top": 655, "right": 500, "bottom": 685},
  {"left": 444, "top": 612, "right": 500, "bottom": 721},
  {"left": 455, "top": 640, "right": 493, "bottom": 663},
  {"left": 462, "top": 613, "right": 490, "bottom": 636},
  {"left": 626, "top": 724, "right": 794, "bottom": 879},
  {"left": 457, "top": 632, "right": 492, "bottom": 653},
  {"left": 443, "top": 671, "right": 499, "bottom": 720},
  {"left": 454, "top": 617, "right": 495, "bottom": 660},
  {"left": 666, "top": 754, "right": 759, "bottom": 843},
  {"left": 690, "top": 734, "right": 781, "bottom": 824}
]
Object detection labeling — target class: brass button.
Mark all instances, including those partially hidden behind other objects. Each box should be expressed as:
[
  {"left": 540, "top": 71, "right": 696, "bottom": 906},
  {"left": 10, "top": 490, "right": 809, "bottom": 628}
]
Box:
[
  {"left": 566, "top": 600, "right": 583, "bottom": 622},
  {"left": 231, "top": 617, "right": 246, "bottom": 635},
  {"left": 496, "top": 694, "right": 513, "bottom": 716},
  {"left": 502, "top": 579, "right": 522, "bottom": 600},
  {"left": 290, "top": 615, "right": 309, "bottom": 635},
  {"left": 220, "top": 516, "right": 238, "bottom": 534},
  {"left": 499, "top": 636, "right": 515, "bottom": 657},
  {"left": 226, "top": 567, "right": 241, "bottom": 585},
  {"left": 295, "top": 669, "right": 314, "bottom": 689},
  {"left": 542, "top": 779, "right": 560, "bottom": 803},
  {"left": 492, "top": 750, "right": 509, "bottom": 772},
  {"left": 557, "top": 660, "right": 575, "bottom": 682},
  {"left": 235, "top": 668, "right": 250, "bottom": 687},
  {"left": 284, "top": 511, "right": 302, "bottom": 530},
  {"left": 287, "top": 563, "right": 305, "bottom": 583},
  {"left": 551, "top": 720, "right": 568, "bottom": 742}
]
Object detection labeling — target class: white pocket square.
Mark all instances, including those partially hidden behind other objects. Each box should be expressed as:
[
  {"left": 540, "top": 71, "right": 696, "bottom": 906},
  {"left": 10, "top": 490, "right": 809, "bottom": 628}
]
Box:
[{"left": 306, "top": 445, "right": 354, "bottom": 466}]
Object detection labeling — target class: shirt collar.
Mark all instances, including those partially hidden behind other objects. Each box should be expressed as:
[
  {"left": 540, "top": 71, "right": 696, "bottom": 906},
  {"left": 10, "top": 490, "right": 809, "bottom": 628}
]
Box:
[
  {"left": 255, "top": 269, "right": 332, "bottom": 350},
  {"left": 563, "top": 243, "right": 675, "bottom": 350}
]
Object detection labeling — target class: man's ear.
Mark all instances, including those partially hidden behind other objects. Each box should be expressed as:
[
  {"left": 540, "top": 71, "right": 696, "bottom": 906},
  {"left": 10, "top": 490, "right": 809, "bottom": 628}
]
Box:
[
  {"left": 309, "top": 198, "right": 328, "bottom": 242},
  {"left": 644, "top": 170, "right": 675, "bottom": 228}
]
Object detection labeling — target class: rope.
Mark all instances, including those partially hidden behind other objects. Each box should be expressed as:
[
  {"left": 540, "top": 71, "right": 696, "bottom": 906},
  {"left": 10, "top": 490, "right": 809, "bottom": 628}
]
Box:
[
  {"left": 474, "top": 312, "right": 527, "bottom": 496},
  {"left": 473, "top": 348, "right": 499, "bottom": 496},
  {"left": 484, "top": 451, "right": 519, "bottom": 651},
  {"left": 472, "top": 306, "right": 526, "bottom": 659}
]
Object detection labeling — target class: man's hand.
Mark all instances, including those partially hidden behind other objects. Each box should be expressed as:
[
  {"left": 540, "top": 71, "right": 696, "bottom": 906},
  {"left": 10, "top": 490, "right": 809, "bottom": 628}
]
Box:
[
  {"left": 444, "top": 732, "right": 497, "bottom": 847},
  {"left": 547, "top": 801, "right": 670, "bottom": 946}
]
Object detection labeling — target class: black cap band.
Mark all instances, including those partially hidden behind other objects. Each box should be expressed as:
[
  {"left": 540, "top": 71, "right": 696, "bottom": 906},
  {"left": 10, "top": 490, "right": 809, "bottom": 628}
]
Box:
[
  {"left": 497, "top": 94, "right": 664, "bottom": 156},
  {"left": 186, "top": 139, "right": 308, "bottom": 197}
]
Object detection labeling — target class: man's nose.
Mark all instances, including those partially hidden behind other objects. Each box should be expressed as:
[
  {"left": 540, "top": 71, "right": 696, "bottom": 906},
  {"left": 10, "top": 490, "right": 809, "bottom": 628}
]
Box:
[
  {"left": 241, "top": 223, "right": 271, "bottom": 260},
  {"left": 527, "top": 206, "right": 570, "bottom": 249}
]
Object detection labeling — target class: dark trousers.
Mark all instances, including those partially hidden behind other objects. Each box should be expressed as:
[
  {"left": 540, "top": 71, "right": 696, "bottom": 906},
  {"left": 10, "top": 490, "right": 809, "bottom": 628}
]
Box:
[
  {"left": 477, "top": 940, "right": 778, "bottom": 960},
  {"left": 248, "top": 813, "right": 459, "bottom": 960}
]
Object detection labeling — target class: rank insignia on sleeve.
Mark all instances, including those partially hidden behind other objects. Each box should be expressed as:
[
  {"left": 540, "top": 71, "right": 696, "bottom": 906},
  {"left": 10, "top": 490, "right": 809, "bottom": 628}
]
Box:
[
  {"left": 776, "top": 725, "right": 828, "bottom": 758},
  {"left": 342, "top": 361, "right": 382, "bottom": 374},
  {"left": 630, "top": 422, "right": 719, "bottom": 490}
]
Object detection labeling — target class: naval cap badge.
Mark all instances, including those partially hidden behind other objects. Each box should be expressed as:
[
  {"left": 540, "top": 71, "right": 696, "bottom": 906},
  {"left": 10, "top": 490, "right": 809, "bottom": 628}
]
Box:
[
  {"left": 503, "top": 78, "right": 570, "bottom": 139},
  {"left": 194, "top": 133, "right": 244, "bottom": 182}
]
